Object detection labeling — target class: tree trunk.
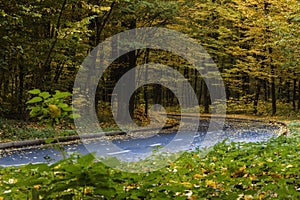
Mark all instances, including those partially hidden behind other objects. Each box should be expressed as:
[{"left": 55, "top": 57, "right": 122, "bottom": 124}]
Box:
[
  {"left": 298, "top": 79, "right": 300, "bottom": 111},
  {"left": 292, "top": 78, "right": 296, "bottom": 111},
  {"left": 286, "top": 81, "right": 290, "bottom": 103},
  {"left": 271, "top": 75, "right": 276, "bottom": 115},
  {"left": 253, "top": 79, "right": 261, "bottom": 114},
  {"left": 144, "top": 48, "right": 150, "bottom": 116},
  {"left": 203, "top": 83, "right": 209, "bottom": 113},
  {"left": 116, "top": 20, "right": 136, "bottom": 122},
  {"left": 18, "top": 63, "right": 25, "bottom": 119},
  {"left": 263, "top": 79, "right": 268, "bottom": 101}
]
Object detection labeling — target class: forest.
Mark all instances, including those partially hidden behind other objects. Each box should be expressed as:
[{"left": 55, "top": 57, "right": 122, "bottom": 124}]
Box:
[
  {"left": 1, "top": 0, "right": 300, "bottom": 121},
  {"left": 1, "top": 0, "right": 300, "bottom": 199}
]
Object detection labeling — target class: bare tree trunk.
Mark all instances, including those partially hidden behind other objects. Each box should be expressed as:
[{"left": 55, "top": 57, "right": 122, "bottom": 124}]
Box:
[
  {"left": 263, "top": 79, "right": 268, "bottom": 101},
  {"left": 286, "top": 81, "right": 290, "bottom": 103},
  {"left": 253, "top": 79, "right": 261, "bottom": 114},
  {"left": 116, "top": 20, "right": 137, "bottom": 122},
  {"left": 18, "top": 63, "right": 24, "bottom": 119},
  {"left": 40, "top": 0, "right": 67, "bottom": 89},
  {"left": 144, "top": 48, "right": 150, "bottom": 116},
  {"left": 298, "top": 79, "right": 300, "bottom": 111},
  {"left": 203, "top": 83, "right": 209, "bottom": 114},
  {"left": 292, "top": 78, "right": 296, "bottom": 110},
  {"left": 199, "top": 80, "right": 203, "bottom": 106},
  {"left": 271, "top": 66, "right": 276, "bottom": 115}
]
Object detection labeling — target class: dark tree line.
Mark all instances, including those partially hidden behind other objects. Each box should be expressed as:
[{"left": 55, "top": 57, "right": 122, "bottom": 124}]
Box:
[{"left": 1, "top": 0, "right": 300, "bottom": 121}]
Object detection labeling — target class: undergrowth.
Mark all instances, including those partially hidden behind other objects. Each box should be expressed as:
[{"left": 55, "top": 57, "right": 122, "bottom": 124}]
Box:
[{"left": 0, "top": 122, "right": 299, "bottom": 199}]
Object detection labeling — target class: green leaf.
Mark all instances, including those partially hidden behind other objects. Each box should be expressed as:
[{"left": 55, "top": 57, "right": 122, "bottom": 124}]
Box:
[
  {"left": 53, "top": 91, "right": 72, "bottom": 99},
  {"left": 291, "top": 16, "right": 300, "bottom": 22},
  {"left": 69, "top": 113, "right": 80, "bottom": 119},
  {"left": 39, "top": 92, "right": 50, "bottom": 99},
  {"left": 26, "top": 97, "right": 43, "bottom": 104},
  {"left": 77, "top": 153, "right": 95, "bottom": 166},
  {"left": 41, "top": 108, "right": 49, "bottom": 115},
  {"left": 28, "top": 89, "right": 41, "bottom": 95},
  {"left": 58, "top": 103, "right": 68, "bottom": 108},
  {"left": 62, "top": 107, "right": 72, "bottom": 112},
  {"left": 29, "top": 106, "right": 42, "bottom": 117}
]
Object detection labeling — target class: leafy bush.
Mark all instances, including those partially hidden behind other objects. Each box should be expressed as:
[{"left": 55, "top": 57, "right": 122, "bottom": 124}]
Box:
[
  {"left": 26, "top": 89, "right": 78, "bottom": 127},
  {"left": 0, "top": 125, "right": 299, "bottom": 199}
]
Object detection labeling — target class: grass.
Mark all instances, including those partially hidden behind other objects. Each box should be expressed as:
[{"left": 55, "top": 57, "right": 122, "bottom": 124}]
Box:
[
  {"left": 0, "top": 118, "right": 76, "bottom": 142},
  {"left": 0, "top": 118, "right": 124, "bottom": 143},
  {"left": 0, "top": 121, "right": 299, "bottom": 199}
]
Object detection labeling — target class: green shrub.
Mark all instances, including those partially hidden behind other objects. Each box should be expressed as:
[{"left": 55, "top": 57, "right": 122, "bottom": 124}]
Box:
[{"left": 26, "top": 89, "right": 79, "bottom": 127}]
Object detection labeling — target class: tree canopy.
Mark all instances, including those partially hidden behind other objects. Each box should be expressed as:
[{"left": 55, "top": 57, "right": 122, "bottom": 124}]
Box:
[{"left": 0, "top": 0, "right": 300, "bottom": 120}]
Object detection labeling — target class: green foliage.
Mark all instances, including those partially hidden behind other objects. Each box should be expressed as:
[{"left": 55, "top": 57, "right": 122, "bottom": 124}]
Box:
[
  {"left": 26, "top": 89, "right": 77, "bottom": 126},
  {"left": 0, "top": 127, "right": 299, "bottom": 199},
  {"left": 1, "top": 0, "right": 300, "bottom": 119},
  {"left": 0, "top": 117, "right": 77, "bottom": 142}
]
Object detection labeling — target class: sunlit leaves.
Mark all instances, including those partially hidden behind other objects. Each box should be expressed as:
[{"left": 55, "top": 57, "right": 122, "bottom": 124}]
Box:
[
  {"left": 26, "top": 96, "right": 43, "bottom": 104},
  {"left": 0, "top": 130, "right": 300, "bottom": 198},
  {"left": 26, "top": 89, "right": 75, "bottom": 126}
]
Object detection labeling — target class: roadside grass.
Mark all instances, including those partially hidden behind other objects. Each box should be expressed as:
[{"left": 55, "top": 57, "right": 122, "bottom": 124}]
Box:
[
  {"left": 0, "top": 117, "right": 76, "bottom": 142},
  {"left": 0, "top": 118, "right": 122, "bottom": 143},
  {"left": 0, "top": 121, "right": 299, "bottom": 199}
]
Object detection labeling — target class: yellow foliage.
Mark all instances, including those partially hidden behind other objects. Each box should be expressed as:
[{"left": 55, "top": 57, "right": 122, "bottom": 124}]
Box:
[
  {"left": 258, "top": 192, "right": 265, "bottom": 200},
  {"left": 193, "top": 174, "right": 202, "bottom": 179},
  {"left": 84, "top": 187, "right": 92, "bottom": 194},
  {"left": 231, "top": 165, "right": 247, "bottom": 178},
  {"left": 205, "top": 180, "right": 217, "bottom": 188},
  {"left": 239, "top": 165, "right": 246, "bottom": 171},
  {"left": 244, "top": 195, "right": 254, "bottom": 200},
  {"left": 48, "top": 104, "right": 61, "bottom": 118},
  {"left": 286, "top": 164, "right": 293, "bottom": 168},
  {"left": 34, "top": 185, "right": 41, "bottom": 190}
]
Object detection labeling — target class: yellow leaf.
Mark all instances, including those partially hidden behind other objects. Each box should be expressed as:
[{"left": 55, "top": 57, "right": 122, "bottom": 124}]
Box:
[
  {"left": 99, "top": 6, "right": 111, "bottom": 11},
  {"left": 54, "top": 164, "right": 61, "bottom": 169},
  {"left": 34, "top": 185, "right": 41, "bottom": 190},
  {"left": 181, "top": 182, "right": 192, "bottom": 187},
  {"left": 239, "top": 165, "right": 246, "bottom": 171},
  {"left": 205, "top": 180, "right": 217, "bottom": 188},
  {"left": 49, "top": 104, "right": 61, "bottom": 118},
  {"left": 258, "top": 162, "right": 265, "bottom": 166},
  {"left": 258, "top": 192, "right": 265, "bottom": 200},
  {"left": 244, "top": 195, "right": 253, "bottom": 200},
  {"left": 84, "top": 187, "right": 92, "bottom": 194},
  {"left": 249, "top": 174, "right": 257, "bottom": 180},
  {"left": 266, "top": 158, "right": 273, "bottom": 162},
  {"left": 193, "top": 174, "right": 202, "bottom": 179}
]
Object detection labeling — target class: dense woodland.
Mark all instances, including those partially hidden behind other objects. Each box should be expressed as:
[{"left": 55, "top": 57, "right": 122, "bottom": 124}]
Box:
[{"left": 1, "top": 0, "right": 300, "bottom": 121}]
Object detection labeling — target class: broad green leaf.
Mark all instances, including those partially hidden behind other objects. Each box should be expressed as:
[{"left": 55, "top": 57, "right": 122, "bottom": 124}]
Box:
[
  {"left": 57, "top": 103, "right": 68, "bottom": 108},
  {"left": 69, "top": 113, "right": 80, "bottom": 119},
  {"left": 29, "top": 106, "right": 42, "bottom": 117},
  {"left": 53, "top": 91, "right": 72, "bottom": 99},
  {"left": 39, "top": 92, "right": 50, "bottom": 99},
  {"left": 28, "top": 89, "right": 41, "bottom": 95},
  {"left": 26, "top": 97, "right": 43, "bottom": 104}
]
